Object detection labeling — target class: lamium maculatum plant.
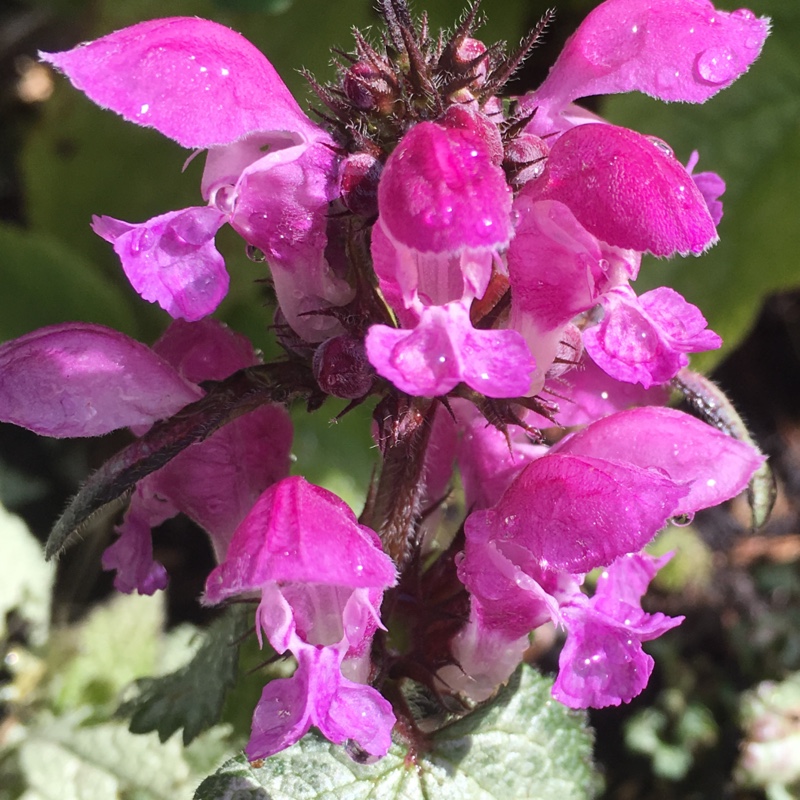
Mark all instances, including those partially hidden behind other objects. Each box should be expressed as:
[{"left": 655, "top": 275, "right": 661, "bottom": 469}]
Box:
[{"left": 0, "top": 0, "right": 773, "bottom": 794}]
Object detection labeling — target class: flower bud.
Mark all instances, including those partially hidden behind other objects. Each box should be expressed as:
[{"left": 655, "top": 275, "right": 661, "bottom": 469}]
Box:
[
  {"left": 504, "top": 133, "right": 549, "bottom": 186},
  {"left": 343, "top": 61, "right": 396, "bottom": 113},
  {"left": 339, "top": 152, "right": 383, "bottom": 218},
  {"left": 313, "top": 334, "right": 375, "bottom": 399}
]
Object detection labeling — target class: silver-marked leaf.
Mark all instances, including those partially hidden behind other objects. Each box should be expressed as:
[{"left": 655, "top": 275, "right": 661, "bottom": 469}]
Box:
[{"left": 194, "top": 665, "right": 600, "bottom": 800}]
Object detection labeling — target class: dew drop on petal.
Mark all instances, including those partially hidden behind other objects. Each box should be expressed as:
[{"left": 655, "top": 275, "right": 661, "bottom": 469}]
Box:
[
  {"left": 211, "top": 184, "right": 237, "bottom": 215},
  {"left": 172, "top": 213, "right": 210, "bottom": 246},
  {"left": 655, "top": 66, "right": 680, "bottom": 91},
  {"left": 696, "top": 47, "right": 738, "bottom": 85},
  {"left": 671, "top": 512, "right": 695, "bottom": 527},
  {"left": 731, "top": 8, "right": 756, "bottom": 20},
  {"left": 646, "top": 136, "right": 674, "bottom": 158},
  {"left": 130, "top": 228, "right": 155, "bottom": 254},
  {"left": 583, "top": 20, "right": 646, "bottom": 68}
]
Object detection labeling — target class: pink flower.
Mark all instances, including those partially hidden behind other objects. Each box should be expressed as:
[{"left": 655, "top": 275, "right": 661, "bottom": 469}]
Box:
[
  {"left": 0, "top": 319, "right": 293, "bottom": 594},
  {"left": 455, "top": 407, "right": 764, "bottom": 706},
  {"left": 6, "top": 0, "right": 770, "bottom": 758},
  {"left": 554, "top": 553, "right": 684, "bottom": 708},
  {"left": 43, "top": 18, "right": 350, "bottom": 338},
  {"left": 204, "top": 477, "right": 397, "bottom": 758},
  {"left": 366, "top": 108, "right": 536, "bottom": 396}
]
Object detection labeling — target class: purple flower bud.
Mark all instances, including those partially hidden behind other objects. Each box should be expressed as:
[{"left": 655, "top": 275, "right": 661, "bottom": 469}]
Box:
[
  {"left": 339, "top": 152, "right": 382, "bottom": 218},
  {"left": 342, "top": 61, "right": 397, "bottom": 113},
  {"left": 313, "top": 334, "right": 375, "bottom": 399}
]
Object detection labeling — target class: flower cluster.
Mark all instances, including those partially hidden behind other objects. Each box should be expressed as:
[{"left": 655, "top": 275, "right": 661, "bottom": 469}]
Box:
[{"left": 0, "top": 0, "right": 769, "bottom": 762}]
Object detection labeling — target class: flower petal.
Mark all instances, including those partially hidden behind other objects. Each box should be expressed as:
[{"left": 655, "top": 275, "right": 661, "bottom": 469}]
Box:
[
  {"left": 583, "top": 285, "right": 722, "bottom": 388},
  {"left": 152, "top": 318, "right": 258, "bottom": 383},
  {"left": 204, "top": 477, "right": 396, "bottom": 603},
  {"left": 552, "top": 406, "right": 764, "bottom": 515},
  {"left": 93, "top": 207, "right": 229, "bottom": 321},
  {"left": 467, "top": 454, "right": 689, "bottom": 573},
  {"left": 532, "top": 0, "right": 769, "bottom": 111},
  {"left": 377, "top": 119, "right": 512, "bottom": 254},
  {"left": 230, "top": 142, "right": 350, "bottom": 342},
  {"left": 528, "top": 124, "right": 717, "bottom": 256},
  {"left": 42, "top": 17, "right": 321, "bottom": 148},
  {"left": 366, "top": 303, "right": 535, "bottom": 398},
  {"left": 554, "top": 553, "right": 683, "bottom": 708},
  {"left": 101, "top": 495, "right": 171, "bottom": 595},
  {"left": 0, "top": 323, "right": 200, "bottom": 437}
]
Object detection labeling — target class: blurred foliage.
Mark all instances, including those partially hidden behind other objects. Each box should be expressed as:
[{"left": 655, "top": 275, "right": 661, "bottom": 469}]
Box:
[
  {"left": 0, "top": 508, "right": 236, "bottom": 800},
  {"left": 736, "top": 671, "right": 800, "bottom": 799}
]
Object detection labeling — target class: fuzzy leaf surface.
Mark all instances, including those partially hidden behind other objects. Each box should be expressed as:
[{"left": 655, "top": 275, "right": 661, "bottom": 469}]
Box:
[{"left": 194, "top": 664, "right": 599, "bottom": 800}]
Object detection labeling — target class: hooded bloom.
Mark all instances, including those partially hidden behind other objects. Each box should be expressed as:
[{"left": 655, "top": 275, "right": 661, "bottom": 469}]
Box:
[
  {"left": 0, "top": 319, "right": 293, "bottom": 594},
  {"left": 204, "top": 476, "right": 397, "bottom": 758},
  {"left": 454, "top": 407, "right": 764, "bottom": 706},
  {"left": 42, "top": 17, "right": 351, "bottom": 339}
]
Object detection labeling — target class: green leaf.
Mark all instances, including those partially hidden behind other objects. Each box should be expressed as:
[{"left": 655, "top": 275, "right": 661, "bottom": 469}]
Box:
[
  {"left": 13, "top": 712, "right": 231, "bottom": 800},
  {"left": 48, "top": 592, "right": 166, "bottom": 713},
  {"left": 194, "top": 665, "right": 600, "bottom": 800},
  {"left": 120, "top": 606, "right": 251, "bottom": 745},
  {"left": 0, "top": 503, "right": 55, "bottom": 646},
  {"left": 602, "top": 1, "right": 800, "bottom": 371},
  {"left": 0, "top": 222, "right": 138, "bottom": 342}
]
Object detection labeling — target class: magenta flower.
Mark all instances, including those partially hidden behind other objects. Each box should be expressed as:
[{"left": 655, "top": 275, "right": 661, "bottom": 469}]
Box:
[
  {"left": 204, "top": 476, "right": 397, "bottom": 759},
  {"left": 0, "top": 319, "right": 293, "bottom": 594},
  {"left": 455, "top": 407, "right": 764, "bottom": 706},
  {"left": 554, "top": 552, "right": 684, "bottom": 708},
  {"left": 365, "top": 108, "right": 536, "bottom": 397},
  {"left": 43, "top": 18, "right": 350, "bottom": 338},
  {"left": 0, "top": 0, "right": 772, "bottom": 768}
]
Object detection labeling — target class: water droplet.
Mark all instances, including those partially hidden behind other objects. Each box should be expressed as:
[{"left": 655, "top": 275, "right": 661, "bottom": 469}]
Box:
[
  {"left": 600, "top": 391, "right": 609, "bottom": 400},
  {"left": 583, "top": 20, "right": 646, "bottom": 69},
  {"left": 211, "top": 184, "right": 236, "bottom": 214},
  {"left": 696, "top": 47, "right": 738, "bottom": 85},
  {"left": 139, "top": 103, "right": 150, "bottom": 115},
  {"left": 220, "top": 66, "right": 230, "bottom": 76},
  {"left": 706, "top": 478, "right": 717, "bottom": 487},
  {"left": 245, "top": 244, "right": 267, "bottom": 262},
  {"left": 732, "top": 8, "right": 755, "bottom": 20},
  {"left": 646, "top": 136, "right": 674, "bottom": 158},
  {"left": 671, "top": 512, "right": 695, "bottom": 527},
  {"left": 172, "top": 213, "right": 211, "bottom": 245},
  {"left": 422, "top": 205, "right": 454, "bottom": 228},
  {"left": 130, "top": 228, "right": 155, "bottom": 254},
  {"left": 745, "top": 34, "right": 762, "bottom": 50}
]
